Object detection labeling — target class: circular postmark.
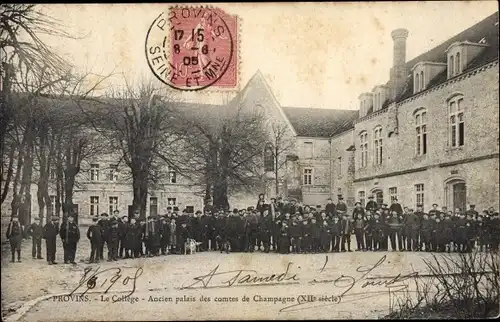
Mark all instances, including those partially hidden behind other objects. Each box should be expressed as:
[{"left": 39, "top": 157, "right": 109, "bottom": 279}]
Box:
[{"left": 145, "top": 6, "right": 235, "bottom": 91}]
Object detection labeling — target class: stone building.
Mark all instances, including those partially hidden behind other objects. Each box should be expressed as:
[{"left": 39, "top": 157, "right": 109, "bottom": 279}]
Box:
[
  {"left": 338, "top": 12, "right": 499, "bottom": 212},
  {"left": 9, "top": 12, "right": 498, "bottom": 222}
]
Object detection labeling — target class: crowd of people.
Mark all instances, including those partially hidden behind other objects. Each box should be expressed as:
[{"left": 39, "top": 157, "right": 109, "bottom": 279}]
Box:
[{"left": 5, "top": 193, "right": 500, "bottom": 265}]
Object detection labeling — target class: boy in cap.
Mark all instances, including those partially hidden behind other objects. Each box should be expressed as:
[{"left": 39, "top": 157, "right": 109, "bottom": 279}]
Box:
[
  {"left": 97, "top": 213, "right": 110, "bottom": 260},
  {"left": 27, "top": 217, "right": 43, "bottom": 259},
  {"left": 354, "top": 213, "right": 366, "bottom": 251},
  {"left": 107, "top": 218, "right": 119, "bottom": 261},
  {"left": 364, "top": 212, "right": 374, "bottom": 251},
  {"left": 87, "top": 216, "right": 103, "bottom": 263},
  {"left": 466, "top": 205, "right": 479, "bottom": 220},
  {"left": 352, "top": 202, "right": 365, "bottom": 221},
  {"left": 420, "top": 213, "right": 434, "bottom": 252},
  {"left": 118, "top": 214, "right": 128, "bottom": 258},
  {"left": 310, "top": 217, "right": 321, "bottom": 253},
  {"left": 289, "top": 219, "right": 301, "bottom": 253},
  {"left": 340, "top": 213, "right": 353, "bottom": 252},
  {"left": 330, "top": 216, "right": 342, "bottom": 252},
  {"left": 160, "top": 215, "right": 171, "bottom": 255},
  {"left": 6, "top": 214, "right": 24, "bottom": 262},
  {"left": 336, "top": 196, "right": 347, "bottom": 216},
  {"left": 366, "top": 195, "right": 378, "bottom": 212},
  {"left": 429, "top": 204, "right": 441, "bottom": 219},
  {"left": 320, "top": 220, "right": 332, "bottom": 252},
  {"left": 125, "top": 217, "right": 139, "bottom": 258},
  {"left": 389, "top": 198, "right": 403, "bottom": 216},
  {"left": 43, "top": 216, "right": 60, "bottom": 265},
  {"left": 60, "top": 214, "right": 80, "bottom": 264},
  {"left": 301, "top": 218, "right": 311, "bottom": 253},
  {"left": 325, "top": 198, "right": 336, "bottom": 217}
]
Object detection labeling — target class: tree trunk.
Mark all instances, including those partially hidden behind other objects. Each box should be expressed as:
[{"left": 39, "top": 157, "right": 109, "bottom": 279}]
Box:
[
  {"left": 36, "top": 131, "right": 49, "bottom": 223},
  {"left": 132, "top": 169, "right": 148, "bottom": 219},
  {"left": 10, "top": 127, "right": 29, "bottom": 218},
  {"left": 55, "top": 135, "right": 63, "bottom": 218},
  {"left": 274, "top": 148, "right": 279, "bottom": 196},
  {"left": 213, "top": 135, "right": 230, "bottom": 211},
  {"left": 1, "top": 141, "right": 16, "bottom": 205},
  {"left": 19, "top": 125, "right": 34, "bottom": 226}
]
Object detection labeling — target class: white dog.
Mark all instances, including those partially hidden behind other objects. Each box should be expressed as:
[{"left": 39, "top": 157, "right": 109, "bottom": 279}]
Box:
[{"left": 184, "top": 238, "right": 202, "bottom": 255}]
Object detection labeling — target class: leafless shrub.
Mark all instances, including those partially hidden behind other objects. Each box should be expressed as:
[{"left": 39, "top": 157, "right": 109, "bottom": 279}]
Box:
[{"left": 385, "top": 250, "right": 499, "bottom": 319}]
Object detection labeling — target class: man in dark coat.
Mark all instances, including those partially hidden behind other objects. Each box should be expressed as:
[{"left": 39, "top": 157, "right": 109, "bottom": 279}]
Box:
[
  {"left": 107, "top": 219, "right": 120, "bottom": 261},
  {"left": 6, "top": 214, "right": 24, "bottom": 262},
  {"left": 178, "top": 222, "right": 190, "bottom": 254},
  {"left": 325, "top": 198, "right": 336, "bottom": 217},
  {"left": 125, "top": 217, "right": 140, "bottom": 258},
  {"left": 59, "top": 214, "right": 80, "bottom": 264},
  {"left": 365, "top": 195, "right": 378, "bottom": 213},
  {"left": 159, "top": 215, "right": 171, "bottom": 255},
  {"left": 27, "top": 217, "right": 43, "bottom": 259},
  {"left": 146, "top": 216, "right": 161, "bottom": 256},
  {"left": 330, "top": 216, "right": 342, "bottom": 252},
  {"left": 352, "top": 202, "right": 365, "bottom": 221},
  {"left": 310, "top": 218, "right": 321, "bottom": 253},
  {"left": 414, "top": 205, "right": 426, "bottom": 251},
  {"left": 259, "top": 209, "right": 273, "bottom": 253},
  {"left": 389, "top": 199, "right": 403, "bottom": 216},
  {"left": 405, "top": 208, "right": 420, "bottom": 251},
  {"left": 97, "top": 213, "right": 110, "bottom": 260},
  {"left": 118, "top": 215, "right": 128, "bottom": 258},
  {"left": 43, "top": 216, "right": 59, "bottom": 265},
  {"left": 466, "top": 205, "right": 479, "bottom": 220},
  {"left": 428, "top": 204, "right": 441, "bottom": 219},
  {"left": 200, "top": 211, "right": 210, "bottom": 251},
  {"left": 86, "top": 216, "right": 103, "bottom": 263},
  {"left": 336, "top": 196, "right": 348, "bottom": 216},
  {"left": 421, "top": 213, "right": 435, "bottom": 252},
  {"left": 340, "top": 214, "right": 353, "bottom": 252},
  {"left": 256, "top": 193, "right": 266, "bottom": 211},
  {"left": 246, "top": 210, "right": 260, "bottom": 252},
  {"left": 227, "top": 210, "right": 241, "bottom": 252}
]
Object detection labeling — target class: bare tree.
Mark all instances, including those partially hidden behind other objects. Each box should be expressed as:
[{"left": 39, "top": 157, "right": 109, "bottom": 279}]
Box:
[
  {"left": 175, "top": 102, "right": 268, "bottom": 210},
  {"left": 99, "top": 80, "right": 182, "bottom": 219},
  {"left": 267, "top": 121, "right": 295, "bottom": 196}
]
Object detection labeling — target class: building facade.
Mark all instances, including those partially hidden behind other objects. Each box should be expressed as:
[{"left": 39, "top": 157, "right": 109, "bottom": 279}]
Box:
[{"left": 8, "top": 12, "right": 498, "bottom": 222}]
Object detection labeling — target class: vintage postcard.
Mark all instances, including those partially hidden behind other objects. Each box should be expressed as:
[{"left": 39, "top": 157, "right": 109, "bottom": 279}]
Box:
[{"left": 1, "top": 2, "right": 499, "bottom": 321}]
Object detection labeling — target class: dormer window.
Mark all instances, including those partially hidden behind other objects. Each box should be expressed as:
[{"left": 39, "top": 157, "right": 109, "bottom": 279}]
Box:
[
  {"left": 412, "top": 61, "right": 446, "bottom": 94},
  {"left": 358, "top": 92, "right": 373, "bottom": 118},
  {"left": 445, "top": 41, "right": 488, "bottom": 79},
  {"left": 371, "top": 86, "right": 388, "bottom": 112}
]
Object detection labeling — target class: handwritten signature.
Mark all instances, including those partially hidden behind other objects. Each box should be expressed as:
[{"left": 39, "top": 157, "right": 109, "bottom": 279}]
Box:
[
  {"left": 281, "top": 255, "right": 418, "bottom": 312},
  {"left": 181, "top": 262, "right": 300, "bottom": 289},
  {"left": 69, "top": 266, "right": 144, "bottom": 301},
  {"left": 181, "top": 255, "right": 420, "bottom": 313}
]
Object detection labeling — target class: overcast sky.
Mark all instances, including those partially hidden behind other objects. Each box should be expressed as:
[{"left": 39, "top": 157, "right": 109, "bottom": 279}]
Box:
[{"left": 39, "top": 2, "right": 498, "bottom": 109}]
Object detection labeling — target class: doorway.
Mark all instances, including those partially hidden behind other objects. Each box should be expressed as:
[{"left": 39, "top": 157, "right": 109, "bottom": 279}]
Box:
[{"left": 445, "top": 178, "right": 467, "bottom": 212}]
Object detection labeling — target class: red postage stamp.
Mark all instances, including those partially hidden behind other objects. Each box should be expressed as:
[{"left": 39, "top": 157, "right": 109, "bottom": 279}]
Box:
[{"left": 145, "top": 6, "right": 239, "bottom": 91}]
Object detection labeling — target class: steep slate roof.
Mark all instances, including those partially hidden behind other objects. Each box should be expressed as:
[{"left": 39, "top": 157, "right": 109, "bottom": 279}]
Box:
[
  {"left": 397, "top": 12, "right": 499, "bottom": 102},
  {"left": 282, "top": 107, "right": 359, "bottom": 138}
]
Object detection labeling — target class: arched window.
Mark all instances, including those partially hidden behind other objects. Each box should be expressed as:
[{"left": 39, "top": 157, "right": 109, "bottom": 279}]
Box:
[
  {"left": 450, "top": 55, "right": 455, "bottom": 77},
  {"left": 455, "top": 52, "right": 461, "bottom": 74},
  {"left": 420, "top": 71, "right": 424, "bottom": 90},
  {"left": 415, "top": 109, "right": 427, "bottom": 155},
  {"left": 448, "top": 96, "right": 464, "bottom": 147},
  {"left": 359, "top": 131, "right": 368, "bottom": 168},
  {"left": 264, "top": 142, "right": 275, "bottom": 172},
  {"left": 415, "top": 73, "right": 420, "bottom": 92},
  {"left": 373, "top": 127, "right": 383, "bottom": 165}
]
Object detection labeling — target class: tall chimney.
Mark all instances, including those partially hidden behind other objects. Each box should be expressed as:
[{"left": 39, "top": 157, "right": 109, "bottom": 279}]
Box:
[{"left": 389, "top": 28, "right": 409, "bottom": 100}]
